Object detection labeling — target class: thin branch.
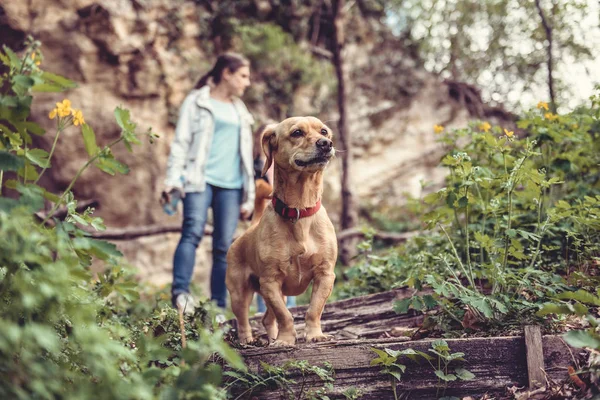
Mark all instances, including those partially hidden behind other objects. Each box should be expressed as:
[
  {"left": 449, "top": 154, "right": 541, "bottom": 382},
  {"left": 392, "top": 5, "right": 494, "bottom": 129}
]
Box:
[{"left": 86, "top": 222, "right": 419, "bottom": 245}]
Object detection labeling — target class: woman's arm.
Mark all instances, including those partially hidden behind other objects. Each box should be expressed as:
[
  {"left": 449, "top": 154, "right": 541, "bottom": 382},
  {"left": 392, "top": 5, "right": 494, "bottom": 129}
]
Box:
[{"left": 164, "top": 93, "right": 196, "bottom": 189}]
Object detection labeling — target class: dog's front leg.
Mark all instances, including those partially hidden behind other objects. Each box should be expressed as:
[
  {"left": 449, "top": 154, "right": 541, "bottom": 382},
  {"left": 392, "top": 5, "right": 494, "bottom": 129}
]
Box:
[
  {"left": 305, "top": 270, "right": 335, "bottom": 342},
  {"left": 260, "top": 278, "right": 296, "bottom": 346}
]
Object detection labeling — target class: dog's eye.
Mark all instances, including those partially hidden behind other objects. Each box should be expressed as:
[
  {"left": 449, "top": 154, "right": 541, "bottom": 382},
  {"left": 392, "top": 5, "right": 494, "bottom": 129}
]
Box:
[
  {"left": 320, "top": 129, "right": 328, "bottom": 136},
  {"left": 291, "top": 129, "right": 304, "bottom": 138}
]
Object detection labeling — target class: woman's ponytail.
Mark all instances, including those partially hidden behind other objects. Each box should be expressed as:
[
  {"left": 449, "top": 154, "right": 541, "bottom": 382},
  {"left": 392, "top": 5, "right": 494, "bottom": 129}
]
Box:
[{"left": 193, "top": 52, "right": 249, "bottom": 90}]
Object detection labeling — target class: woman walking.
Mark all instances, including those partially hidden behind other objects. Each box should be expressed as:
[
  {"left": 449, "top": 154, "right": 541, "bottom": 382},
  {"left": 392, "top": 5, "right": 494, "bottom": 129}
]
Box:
[{"left": 163, "top": 53, "right": 255, "bottom": 313}]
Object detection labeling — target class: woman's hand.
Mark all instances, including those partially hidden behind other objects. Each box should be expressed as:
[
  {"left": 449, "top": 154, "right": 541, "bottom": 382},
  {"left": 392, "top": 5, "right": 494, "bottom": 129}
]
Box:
[{"left": 161, "top": 186, "right": 185, "bottom": 205}]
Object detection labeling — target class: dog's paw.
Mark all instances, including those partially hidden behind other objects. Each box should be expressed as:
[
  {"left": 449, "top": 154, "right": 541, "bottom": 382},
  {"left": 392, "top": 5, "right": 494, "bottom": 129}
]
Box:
[
  {"left": 238, "top": 336, "right": 254, "bottom": 345},
  {"left": 306, "top": 333, "right": 334, "bottom": 343},
  {"left": 270, "top": 337, "right": 296, "bottom": 347}
]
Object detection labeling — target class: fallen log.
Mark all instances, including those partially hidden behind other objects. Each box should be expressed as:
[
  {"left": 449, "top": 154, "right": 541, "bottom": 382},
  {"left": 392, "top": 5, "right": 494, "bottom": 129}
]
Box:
[{"left": 237, "top": 334, "right": 580, "bottom": 399}]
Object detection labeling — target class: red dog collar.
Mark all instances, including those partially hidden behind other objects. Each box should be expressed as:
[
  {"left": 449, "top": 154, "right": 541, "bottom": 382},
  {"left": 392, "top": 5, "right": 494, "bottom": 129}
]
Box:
[{"left": 272, "top": 196, "right": 321, "bottom": 223}]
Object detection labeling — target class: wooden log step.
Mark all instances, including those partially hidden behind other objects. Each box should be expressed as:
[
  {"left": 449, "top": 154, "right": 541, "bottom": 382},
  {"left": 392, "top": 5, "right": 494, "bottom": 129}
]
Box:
[
  {"left": 247, "top": 287, "right": 430, "bottom": 341},
  {"left": 238, "top": 334, "right": 579, "bottom": 399}
]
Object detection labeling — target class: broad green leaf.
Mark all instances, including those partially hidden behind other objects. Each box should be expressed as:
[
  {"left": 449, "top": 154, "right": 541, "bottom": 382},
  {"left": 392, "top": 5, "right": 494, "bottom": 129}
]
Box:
[
  {"left": 21, "top": 121, "right": 45, "bottom": 136},
  {"left": 25, "top": 148, "right": 50, "bottom": 168},
  {"left": 81, "top": 124, "right": 98, "bottom": 156},
  {"left": 393, "top": 298, "right": 411, "bottom": 314},
  {"left": 115, "top": 107, "right": 136, "bottom": 132},
  {"left": 0, "top": 150, "right": 24, "bottom": 171},
  {"left": 86, "top": 238, "right": 123, "bottom": 260},
  {"left": 95, "top": 156, "right": 129, "bottom": 175},
  {"left": 3, "top": 46, "right": 22, "bottom": 69},
  {"left": 17, "top": 161, "right": 39, "bottom": 181},
  {"left": 536, "top": 302, "right": 573, "bottom": 316},
  {"left": 40, "top": 71, "right": 78, "bottom": 89},
  {"left": 435, "top": 370, "right": 457, "bottom": 381},
  {"left": 564, "top": 330, "right": 600, "bottom": 350},
  {"left": 388, "top": 370, "right": 402, "bottom": 382},
  {"left": 557, "top": 290, "right": 600, "bottom": 306},
  {"left": 455, "top": 368, "right": 475, "bottom": 380}
]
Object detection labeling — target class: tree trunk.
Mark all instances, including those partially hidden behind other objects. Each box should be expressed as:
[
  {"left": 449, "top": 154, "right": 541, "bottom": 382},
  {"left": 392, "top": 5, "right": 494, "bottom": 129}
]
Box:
[
  {"left": 535, "top": 0, "right": 556, "bottom": 112},
  {"left": 332, "top": 0, "right": 358, "bottom": 265}
]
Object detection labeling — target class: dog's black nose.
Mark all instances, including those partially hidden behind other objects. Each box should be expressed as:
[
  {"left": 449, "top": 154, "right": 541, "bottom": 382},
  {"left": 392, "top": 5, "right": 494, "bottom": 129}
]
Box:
[{"left": 316, "top": 138, "right": 333, "bottom": 152}]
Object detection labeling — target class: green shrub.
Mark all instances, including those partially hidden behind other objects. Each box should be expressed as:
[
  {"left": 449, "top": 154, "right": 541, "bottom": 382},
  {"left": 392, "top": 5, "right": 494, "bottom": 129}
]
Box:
[
  {"left": 339, "top": 95, "right": 600, "bottom": 333},
  {"left": 0, "top": 38, "right": 244, "bottom": 400}
]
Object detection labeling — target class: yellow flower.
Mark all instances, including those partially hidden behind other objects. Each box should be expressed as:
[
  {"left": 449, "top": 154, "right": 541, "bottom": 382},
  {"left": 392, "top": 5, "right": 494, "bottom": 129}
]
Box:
[
  {"left": 35, "top": 60, "right": 41, "bottom": 66},
  {"left": 31, "top": 52, "right": 36, "bottom": 60},
  {"left": 434, "top": 124, "right": 444, "bottom": 134},
  {"left": 72, "top": 109, "right": 85, "bottom": 126},
  {"left": 49, "top": 109, "right": 58, "bottom": 119},
  {"left": 544, "top": 112, "right": 558, "bottom": 121},
  {"left": 504, "top": 129, "right": 514, "bottom": 138},
  {"left": 537, "top": 101, "right": 549, "bottom": 111},
  {"left": 478, "top": 122, "right": 491, "bottom": 132},
  {"left": 56, "top": 99, "right": 72, "bottom": 117}
]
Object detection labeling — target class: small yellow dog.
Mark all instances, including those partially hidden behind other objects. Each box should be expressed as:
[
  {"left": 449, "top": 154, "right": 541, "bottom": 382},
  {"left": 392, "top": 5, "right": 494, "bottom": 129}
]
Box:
[{"left": 226, "top": 116, "right": 337, "bottom": 346}]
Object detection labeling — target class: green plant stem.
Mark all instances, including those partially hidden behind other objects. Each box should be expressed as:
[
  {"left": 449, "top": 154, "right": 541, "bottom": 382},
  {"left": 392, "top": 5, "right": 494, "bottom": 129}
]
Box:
[
  {"left": 439, "top": 224, "right": 476, "bottom": 289},
  {"left": 391, "top": 375, "right": 398, "bottom": 400},
  {"left": 501, "top": 187, "right": 513, "bottom": 273},
  {"left": 528, "top": 217, "right": 549, "bottom": 270},
  {"left": 23, "top": 147, "right": 28, "bottom": 184},
  {"left": 474, "top": 183, "right": 487, "bottom": 266},
  {"left": 35, "top": 124, "right": 63, "bottom": 184},
  {"left": 42, "top": 136, "right": 124, "bottom": 225},
  {"left": 464, "top": 196, "right": 474, "bottom": 286},
  {"left": 440, "top": 257, "right": 463, "bottom": 287}
]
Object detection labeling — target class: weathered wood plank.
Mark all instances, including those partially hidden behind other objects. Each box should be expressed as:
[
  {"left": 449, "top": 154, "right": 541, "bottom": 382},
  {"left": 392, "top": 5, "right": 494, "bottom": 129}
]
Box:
[
  {"left": 524, "top": 325, "right": 545, "bottom": 389},
  {"left": 237, "top": 335, "right": 577, "bottom": 399},
  {"left": 246, "top": 288, "right": 429, "bottom": 341}
]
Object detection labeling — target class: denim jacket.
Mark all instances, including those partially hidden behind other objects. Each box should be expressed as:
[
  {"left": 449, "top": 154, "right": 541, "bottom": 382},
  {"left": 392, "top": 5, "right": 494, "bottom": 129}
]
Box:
[{"left": 165, "top": 86, "right": 255, "bottom": 213}]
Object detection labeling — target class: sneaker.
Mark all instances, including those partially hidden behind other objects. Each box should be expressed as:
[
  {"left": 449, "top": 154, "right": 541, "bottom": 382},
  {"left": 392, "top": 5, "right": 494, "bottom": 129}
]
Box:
[
  {"left": 215, "top": 313, "right": 226, "bottom": 325},
  {"left": 175, "top": 292, "right": 196, "bottom": 315}
]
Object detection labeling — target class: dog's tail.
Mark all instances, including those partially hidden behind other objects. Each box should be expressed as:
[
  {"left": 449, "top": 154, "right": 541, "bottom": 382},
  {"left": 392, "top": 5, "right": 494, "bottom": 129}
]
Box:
[{"left": 251, "top": 179, "right": 273, "bottom": 225}]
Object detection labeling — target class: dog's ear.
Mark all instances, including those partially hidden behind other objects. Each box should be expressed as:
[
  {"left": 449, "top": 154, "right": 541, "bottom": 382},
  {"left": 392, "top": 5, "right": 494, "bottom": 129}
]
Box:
[{"left": 261, "top": 124, "right": 277, "bottom": 176}]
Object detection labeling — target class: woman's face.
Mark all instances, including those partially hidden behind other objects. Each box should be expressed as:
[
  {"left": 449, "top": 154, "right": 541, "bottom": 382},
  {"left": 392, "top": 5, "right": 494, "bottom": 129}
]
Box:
[{"left": 222, "top": 65, "right": 251, "bottom": 97}]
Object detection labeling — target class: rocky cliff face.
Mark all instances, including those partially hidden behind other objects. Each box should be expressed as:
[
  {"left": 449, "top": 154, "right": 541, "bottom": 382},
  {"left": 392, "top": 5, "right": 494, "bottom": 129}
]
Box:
[{"left": 0, "top": 0, "right": 510, "bottom": 294}]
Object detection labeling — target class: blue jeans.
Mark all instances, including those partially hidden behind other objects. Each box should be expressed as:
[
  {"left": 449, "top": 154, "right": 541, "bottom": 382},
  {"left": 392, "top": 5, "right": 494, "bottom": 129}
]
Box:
[
  {"left": 256, "top": 294, "right": 296, "bottom": 313},
  {"left": 172, "top": 184, "right": 242, "bottom": 308}
]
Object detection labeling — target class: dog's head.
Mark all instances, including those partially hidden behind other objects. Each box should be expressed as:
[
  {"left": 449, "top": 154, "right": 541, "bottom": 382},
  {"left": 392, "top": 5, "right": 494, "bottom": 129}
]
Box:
[{"left": 261, "top": 116, "right": 335, "bottom": 176}]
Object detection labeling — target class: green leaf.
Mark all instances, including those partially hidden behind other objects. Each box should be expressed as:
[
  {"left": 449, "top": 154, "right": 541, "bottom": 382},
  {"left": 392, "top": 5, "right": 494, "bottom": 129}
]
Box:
[
  {"left": 12, "top": 74, "right": 35, "bottom": 90},
  {"left": 81, "top": 124, "right": 98, "bottom": 156},
  {"left": 21, "top": 122, "right": 45, "bottom": 136},
  {"left": 423, "top": 295, "right": 438, "bottom": 309},
  {"left": 95, "top": 156, "right": 129, "bottom": 175},
  {"left": 536, "top": 302, "right": 574, "bottom": 316},
  {"left": 115, "top": 107, "right": 136, "bottom": 132},
  {"left": 17, "top": 161, "right": 39, "bottom": 181},
  {"left": 455, "top": 368, "right": 475, "bottom": 380},
  {"left": 25, "top": 148, "right": 50, "bottom": 168},
  {"left": 557, "top": 290, "right": 600, "bottom": 306},
  {"left": 2, "top": 46, "right": 21, "bottom": 69},
  {"left": 40, "top": 71, "right": 78, "bottom": 89},
  {"left": 393, "top": 298, "right": 411, "bottom": 314},
  {"left": 0, "top": 150, "right": 24, "bottom": 171},
  {"left": 30, "top": 83, "right": 66, "bottom": 92},
  {"left": 435, "top": 370, "right": 457, "bottom": 381},
  {"left": 388, "top": 370, "right": 402, "bottom": 382},
  {"left": 86, "top": 238, "right": 123, "bottom": 260},
  {"left": 564, "top": 330, "right": 600, "bottom": 350}
]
